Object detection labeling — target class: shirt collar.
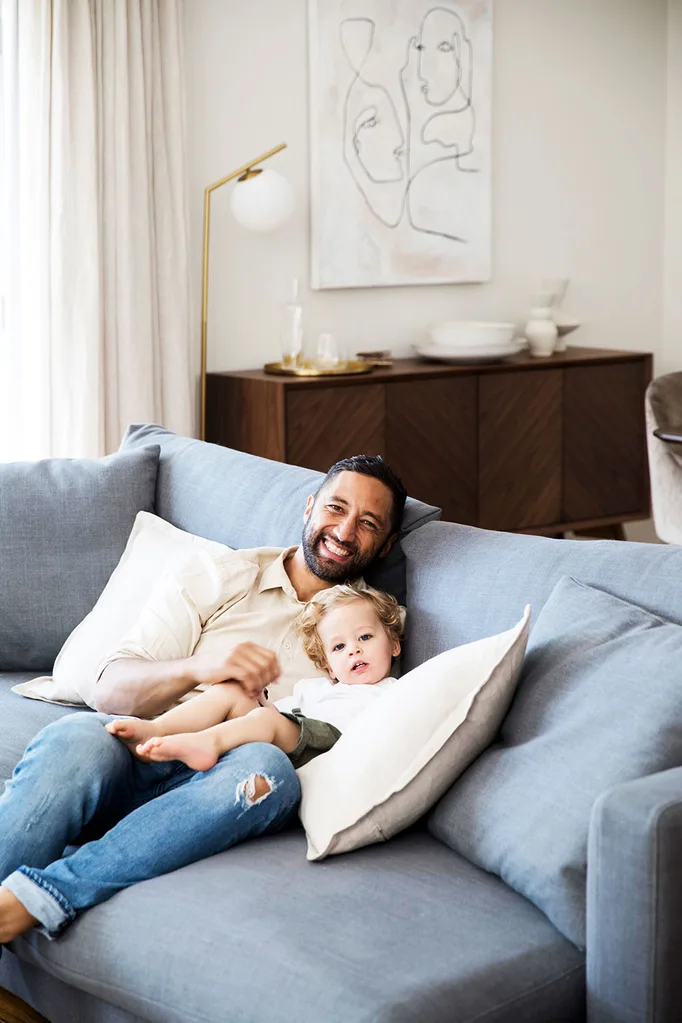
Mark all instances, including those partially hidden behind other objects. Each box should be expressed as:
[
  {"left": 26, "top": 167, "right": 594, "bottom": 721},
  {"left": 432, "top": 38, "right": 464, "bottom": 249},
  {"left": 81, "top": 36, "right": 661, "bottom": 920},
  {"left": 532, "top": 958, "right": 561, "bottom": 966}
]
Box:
[{"left": 258, "top": 546, "right": 300, "bottom": 601}]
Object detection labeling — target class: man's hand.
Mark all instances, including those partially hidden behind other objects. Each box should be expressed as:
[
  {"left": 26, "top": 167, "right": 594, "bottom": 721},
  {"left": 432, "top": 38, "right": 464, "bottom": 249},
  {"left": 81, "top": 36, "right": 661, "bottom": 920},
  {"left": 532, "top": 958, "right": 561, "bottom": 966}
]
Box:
[{"left": 191, "top": 642, "right": 280, "bottom": 699}]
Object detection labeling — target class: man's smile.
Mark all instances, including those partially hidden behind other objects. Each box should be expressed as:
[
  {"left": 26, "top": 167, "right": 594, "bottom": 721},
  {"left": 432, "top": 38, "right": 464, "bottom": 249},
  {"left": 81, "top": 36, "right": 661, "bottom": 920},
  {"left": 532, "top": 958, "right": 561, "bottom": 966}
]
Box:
[{"left": 320, "top": 536, "right": 354, "bottom": 561}]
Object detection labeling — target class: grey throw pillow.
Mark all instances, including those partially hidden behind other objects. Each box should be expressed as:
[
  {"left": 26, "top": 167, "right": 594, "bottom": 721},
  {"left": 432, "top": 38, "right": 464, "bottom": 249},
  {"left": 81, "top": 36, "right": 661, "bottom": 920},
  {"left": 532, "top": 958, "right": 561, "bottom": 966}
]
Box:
[
  {"left": 428, "top": 576, "right": 682, "bottom": 948},
  {"left": 0, "top": 446, "right": 159, "bottom": 671}
]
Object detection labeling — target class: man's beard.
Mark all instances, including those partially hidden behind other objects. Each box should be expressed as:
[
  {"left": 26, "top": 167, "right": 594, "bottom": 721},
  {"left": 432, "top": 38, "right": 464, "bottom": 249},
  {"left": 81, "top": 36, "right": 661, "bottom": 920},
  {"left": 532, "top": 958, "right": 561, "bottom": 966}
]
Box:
[{"left": 301, "top": 521, "right": 378, "bottom": 583}]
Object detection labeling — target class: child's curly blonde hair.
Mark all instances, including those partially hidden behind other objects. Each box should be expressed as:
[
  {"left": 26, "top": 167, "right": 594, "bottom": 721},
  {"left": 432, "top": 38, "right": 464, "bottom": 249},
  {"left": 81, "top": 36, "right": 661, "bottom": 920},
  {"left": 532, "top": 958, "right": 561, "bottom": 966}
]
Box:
[{"left": 295, "top": 580, "right": 406, "bottom": 676}]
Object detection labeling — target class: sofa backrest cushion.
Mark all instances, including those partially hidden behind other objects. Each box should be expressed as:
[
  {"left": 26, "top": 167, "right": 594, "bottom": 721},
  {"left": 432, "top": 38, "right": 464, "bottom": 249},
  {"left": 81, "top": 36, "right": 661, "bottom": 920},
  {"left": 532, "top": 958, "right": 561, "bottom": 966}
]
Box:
[
  {"left": 400, "top": 521, "right": 682, "bottom": 672},
  {"left": 120, "top": 424, "right": 441, "bottom": 603},
  {"left": 428, "top": 576, "right": 682, "bottom": 948},
  {"left": 0, "top": 446, "right": 159, "bottom": 671}
]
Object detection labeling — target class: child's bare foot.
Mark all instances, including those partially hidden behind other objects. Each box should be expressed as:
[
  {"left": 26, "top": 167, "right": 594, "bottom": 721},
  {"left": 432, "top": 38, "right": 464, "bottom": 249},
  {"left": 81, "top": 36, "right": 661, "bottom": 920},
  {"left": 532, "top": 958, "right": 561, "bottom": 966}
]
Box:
[
  {"left": 136, "top": 733, "right": 221, "bottom": 773},
  {"left": 106, "top": 718, "right": 158, "bottom": 760},
  {"left": 0, "top": 886, "right": 38, "bottom": 943}
]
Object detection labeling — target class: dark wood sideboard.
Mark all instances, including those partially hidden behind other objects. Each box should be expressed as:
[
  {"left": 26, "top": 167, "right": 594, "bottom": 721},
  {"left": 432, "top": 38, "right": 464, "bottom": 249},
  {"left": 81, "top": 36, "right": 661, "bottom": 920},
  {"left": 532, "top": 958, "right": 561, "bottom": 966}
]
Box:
[{"left": 206, "top": 347, "right": 652, "bottom": 537}]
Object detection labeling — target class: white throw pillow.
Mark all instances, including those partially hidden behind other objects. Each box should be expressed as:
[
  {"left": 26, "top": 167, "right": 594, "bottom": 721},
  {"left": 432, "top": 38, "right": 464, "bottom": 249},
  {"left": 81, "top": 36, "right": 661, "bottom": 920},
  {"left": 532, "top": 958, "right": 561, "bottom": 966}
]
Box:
[
  {"left": 297, "top": 606, "right": 531, "bottom": 861},
  {"left": 12, "top": 512, "right": 234, "bottom": 708}
]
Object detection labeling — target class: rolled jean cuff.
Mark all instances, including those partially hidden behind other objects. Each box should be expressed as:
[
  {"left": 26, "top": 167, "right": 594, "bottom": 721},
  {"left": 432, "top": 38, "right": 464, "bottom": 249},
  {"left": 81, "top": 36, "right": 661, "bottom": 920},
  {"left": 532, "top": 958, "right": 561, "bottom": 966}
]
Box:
[{"left": 2, "top": 868, "right": 75, "bottom": 940}]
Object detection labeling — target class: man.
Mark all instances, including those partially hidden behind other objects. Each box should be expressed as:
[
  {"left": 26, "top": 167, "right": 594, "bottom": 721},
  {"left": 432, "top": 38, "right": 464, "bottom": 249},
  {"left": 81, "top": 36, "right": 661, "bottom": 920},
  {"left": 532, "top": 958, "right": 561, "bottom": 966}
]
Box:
[{"left": 0, "top": 456, "right": 406, "bottom": 945}]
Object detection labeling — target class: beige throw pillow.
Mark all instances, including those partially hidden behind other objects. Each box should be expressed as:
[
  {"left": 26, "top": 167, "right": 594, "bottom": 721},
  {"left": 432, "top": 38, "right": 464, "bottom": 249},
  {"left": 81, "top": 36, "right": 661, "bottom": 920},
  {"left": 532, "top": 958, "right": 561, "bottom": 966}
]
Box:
[
  {"left": 297, "top": 606, "right": 531, "bottom": 861},
  {"left": 12, "top": 512, "right": 235, "bottom": 708}
]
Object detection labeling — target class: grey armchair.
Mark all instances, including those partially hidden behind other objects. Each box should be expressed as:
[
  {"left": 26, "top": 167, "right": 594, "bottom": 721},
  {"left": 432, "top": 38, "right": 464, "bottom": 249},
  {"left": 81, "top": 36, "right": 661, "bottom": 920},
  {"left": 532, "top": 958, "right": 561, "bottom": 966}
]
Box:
[{"left": 645, "top": 372, "right": 682, "bottom": 544}]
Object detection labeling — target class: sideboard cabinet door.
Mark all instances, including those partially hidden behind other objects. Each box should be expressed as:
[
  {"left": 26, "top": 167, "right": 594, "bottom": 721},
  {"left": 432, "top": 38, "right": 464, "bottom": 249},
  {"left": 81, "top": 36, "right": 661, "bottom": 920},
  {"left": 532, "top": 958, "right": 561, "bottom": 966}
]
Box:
[
  {"left": 286, "top": 384, "right": 386, "bottom": 474},
  {"left": 385, "top": 377, "right": 478, "bottom": 525},
  {"left": 479, "top": 369, "right": 563, "bottom": 530},
  {"left": 563, "top": 362, "right": 649, "bottom": 522}
]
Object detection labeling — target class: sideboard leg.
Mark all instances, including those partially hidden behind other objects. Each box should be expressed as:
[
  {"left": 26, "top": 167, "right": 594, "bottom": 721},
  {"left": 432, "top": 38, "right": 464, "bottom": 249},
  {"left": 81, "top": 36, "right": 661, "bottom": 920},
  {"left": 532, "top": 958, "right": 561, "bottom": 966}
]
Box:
[{"left": 573, "top": 523, "right": 627, "bottom": 541}]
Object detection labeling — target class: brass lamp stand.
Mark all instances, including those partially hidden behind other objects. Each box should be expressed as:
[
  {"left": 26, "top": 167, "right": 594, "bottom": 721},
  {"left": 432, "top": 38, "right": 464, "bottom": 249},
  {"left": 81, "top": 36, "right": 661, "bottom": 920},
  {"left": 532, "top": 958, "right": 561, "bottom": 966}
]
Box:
[{"left": 200, "top": 142, "right": 288, "bottom": 440}]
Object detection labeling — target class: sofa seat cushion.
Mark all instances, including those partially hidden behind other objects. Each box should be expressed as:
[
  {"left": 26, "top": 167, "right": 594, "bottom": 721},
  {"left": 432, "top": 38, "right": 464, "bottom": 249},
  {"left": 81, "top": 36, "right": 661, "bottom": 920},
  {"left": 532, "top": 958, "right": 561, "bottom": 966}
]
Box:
[
  {"left": 120, "top": 424, "right": 441, "bottom": 604},
  {"left": 10, "top": 832, "right": 585, "bottom": 1023},
  {"left": 0, "top": 674, "right": 80, "bottom": 783}
]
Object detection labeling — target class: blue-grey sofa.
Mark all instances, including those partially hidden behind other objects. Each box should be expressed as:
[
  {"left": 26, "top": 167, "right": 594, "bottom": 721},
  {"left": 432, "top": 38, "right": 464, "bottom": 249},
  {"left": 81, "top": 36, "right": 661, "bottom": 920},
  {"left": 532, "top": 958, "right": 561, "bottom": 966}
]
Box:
[{"left": 2, "top": 424, "right": 682, "bottom": 1023}]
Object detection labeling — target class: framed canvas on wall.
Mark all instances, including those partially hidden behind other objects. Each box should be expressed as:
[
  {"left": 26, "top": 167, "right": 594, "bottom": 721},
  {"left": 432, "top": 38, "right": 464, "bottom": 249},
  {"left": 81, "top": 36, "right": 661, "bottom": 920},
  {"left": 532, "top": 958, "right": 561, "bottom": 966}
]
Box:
[{"left": 309, "top": 0, "right": 493, "bottom": 289}]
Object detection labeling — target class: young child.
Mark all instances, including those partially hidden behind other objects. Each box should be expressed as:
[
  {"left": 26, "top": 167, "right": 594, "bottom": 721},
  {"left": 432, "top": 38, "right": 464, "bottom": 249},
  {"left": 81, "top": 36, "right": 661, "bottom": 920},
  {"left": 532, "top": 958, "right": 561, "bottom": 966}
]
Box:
[{"left": 106, "top": 581, "right": 405, "bottom": 772}]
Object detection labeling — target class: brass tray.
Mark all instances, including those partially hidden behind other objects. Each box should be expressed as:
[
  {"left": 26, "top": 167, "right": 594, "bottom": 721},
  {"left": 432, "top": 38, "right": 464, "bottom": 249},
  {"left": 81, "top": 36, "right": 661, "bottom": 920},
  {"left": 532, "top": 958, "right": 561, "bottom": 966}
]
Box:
[{"left": 263, "top": 359, "right": 375, "bottom": 377}]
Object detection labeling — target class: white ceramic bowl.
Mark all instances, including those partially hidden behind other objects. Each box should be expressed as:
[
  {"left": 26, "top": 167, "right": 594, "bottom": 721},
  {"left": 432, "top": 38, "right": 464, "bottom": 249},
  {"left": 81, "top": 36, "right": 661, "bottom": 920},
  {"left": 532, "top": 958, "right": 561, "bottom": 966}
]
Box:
[
  {"left": 428, "top": 320, "right": 518, "bottom": 349},
  {"left": 415, "top": 341, "right": 525, "bottom": 364}
]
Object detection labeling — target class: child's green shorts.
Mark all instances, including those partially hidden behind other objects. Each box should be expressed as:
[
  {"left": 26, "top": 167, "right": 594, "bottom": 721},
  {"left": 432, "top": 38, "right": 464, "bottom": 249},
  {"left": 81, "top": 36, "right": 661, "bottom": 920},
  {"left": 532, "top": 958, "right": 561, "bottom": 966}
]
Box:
[{"left": 279, "top": 708, "right": 342, "bottom": 769}]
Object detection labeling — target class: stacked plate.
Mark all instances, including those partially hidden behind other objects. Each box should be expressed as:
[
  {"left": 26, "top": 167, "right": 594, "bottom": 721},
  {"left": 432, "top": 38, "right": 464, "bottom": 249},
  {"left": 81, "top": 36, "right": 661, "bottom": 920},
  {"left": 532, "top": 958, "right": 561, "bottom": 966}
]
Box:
[{"left": 415, "top": 321, "right": 525, "bottom": 364}]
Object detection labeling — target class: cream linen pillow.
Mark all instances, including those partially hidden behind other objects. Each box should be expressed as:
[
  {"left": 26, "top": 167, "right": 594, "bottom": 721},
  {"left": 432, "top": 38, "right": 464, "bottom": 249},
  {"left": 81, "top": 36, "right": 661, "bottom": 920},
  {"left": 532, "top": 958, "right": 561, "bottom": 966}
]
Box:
[
  {"left": 12, "top": 512, "right": 235, "bottom": 708},
  {"left": 297, "top": 606, "right": 531, "bottom": 861}
]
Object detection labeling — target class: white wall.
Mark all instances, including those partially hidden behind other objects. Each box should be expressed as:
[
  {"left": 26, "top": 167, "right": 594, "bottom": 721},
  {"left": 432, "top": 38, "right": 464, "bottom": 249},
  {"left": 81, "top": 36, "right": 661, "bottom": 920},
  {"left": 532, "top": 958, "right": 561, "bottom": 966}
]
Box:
[{"left": 183, "top": 0, "right": 668, "bottom": 374}]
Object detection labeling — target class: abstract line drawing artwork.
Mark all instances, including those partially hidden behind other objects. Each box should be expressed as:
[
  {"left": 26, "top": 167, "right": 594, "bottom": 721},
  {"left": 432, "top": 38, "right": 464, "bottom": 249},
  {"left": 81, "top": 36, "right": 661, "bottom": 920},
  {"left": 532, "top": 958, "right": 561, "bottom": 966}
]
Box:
[{"left": 309, "top": 0, "right": 492, "bottom": 289}]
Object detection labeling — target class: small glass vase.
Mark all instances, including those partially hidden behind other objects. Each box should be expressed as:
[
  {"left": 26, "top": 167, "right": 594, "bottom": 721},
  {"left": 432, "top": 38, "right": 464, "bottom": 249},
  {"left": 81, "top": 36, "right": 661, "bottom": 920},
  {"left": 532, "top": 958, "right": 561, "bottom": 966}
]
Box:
[{"left": 281, "top": 279, "right": 303, "bottom": 368}]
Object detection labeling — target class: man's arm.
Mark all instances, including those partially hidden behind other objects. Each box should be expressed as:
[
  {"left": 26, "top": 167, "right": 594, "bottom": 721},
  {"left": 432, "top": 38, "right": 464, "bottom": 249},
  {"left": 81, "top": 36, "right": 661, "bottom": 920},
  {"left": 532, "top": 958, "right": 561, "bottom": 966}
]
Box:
[
  {"left": 95, "top": 641, "right": 281, "bottom": 718},
  {"left": 95, "top": 656, "right": 199, "bottom": 717}
]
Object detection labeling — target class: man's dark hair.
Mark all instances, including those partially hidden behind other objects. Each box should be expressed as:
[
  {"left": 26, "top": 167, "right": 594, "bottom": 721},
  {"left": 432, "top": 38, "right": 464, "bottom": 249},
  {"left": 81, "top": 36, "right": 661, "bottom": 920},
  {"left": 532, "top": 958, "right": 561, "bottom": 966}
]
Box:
[{"left": 318, "top": 455, "right": 407, "bottom": 536}]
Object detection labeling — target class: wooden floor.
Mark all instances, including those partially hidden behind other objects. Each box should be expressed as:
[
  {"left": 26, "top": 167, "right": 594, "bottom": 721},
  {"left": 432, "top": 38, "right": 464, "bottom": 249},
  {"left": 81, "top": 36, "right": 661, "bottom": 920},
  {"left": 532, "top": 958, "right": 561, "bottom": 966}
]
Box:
[{"left": 0, "top": 988, "right": 48, "bottom": 1023}]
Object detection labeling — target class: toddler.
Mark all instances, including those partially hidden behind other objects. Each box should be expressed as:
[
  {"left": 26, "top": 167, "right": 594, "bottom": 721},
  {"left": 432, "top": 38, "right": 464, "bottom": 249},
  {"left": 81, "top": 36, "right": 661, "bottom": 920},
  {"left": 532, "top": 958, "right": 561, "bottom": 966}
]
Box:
[{"left": 106, "top": 581, "right": 405, "bottom": 771}]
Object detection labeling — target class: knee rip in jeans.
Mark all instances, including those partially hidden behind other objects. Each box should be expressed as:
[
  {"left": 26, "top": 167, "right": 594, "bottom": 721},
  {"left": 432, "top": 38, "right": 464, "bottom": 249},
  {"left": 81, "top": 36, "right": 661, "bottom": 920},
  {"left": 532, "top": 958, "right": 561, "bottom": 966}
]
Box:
[
  {"left": 24, "top": 792, "right": 53, "bottom": 830},
  {"left": 235, "top": 773, "right": 274, "bottom": 808}
]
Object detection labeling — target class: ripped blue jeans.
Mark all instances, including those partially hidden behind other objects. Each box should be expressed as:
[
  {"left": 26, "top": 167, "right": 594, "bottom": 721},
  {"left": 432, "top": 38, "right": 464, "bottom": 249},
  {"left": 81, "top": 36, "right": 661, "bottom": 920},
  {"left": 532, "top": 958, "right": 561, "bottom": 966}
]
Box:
[{"left": 0, "top": 712, "right": 301, "bottom": 938}]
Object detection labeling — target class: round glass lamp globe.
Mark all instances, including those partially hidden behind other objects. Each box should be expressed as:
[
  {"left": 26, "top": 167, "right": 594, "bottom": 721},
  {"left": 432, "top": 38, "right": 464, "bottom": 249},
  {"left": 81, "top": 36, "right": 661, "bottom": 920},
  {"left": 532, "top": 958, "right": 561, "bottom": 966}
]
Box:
[{"left": 230, "top": 169, "right": 294, "bottom": 232}]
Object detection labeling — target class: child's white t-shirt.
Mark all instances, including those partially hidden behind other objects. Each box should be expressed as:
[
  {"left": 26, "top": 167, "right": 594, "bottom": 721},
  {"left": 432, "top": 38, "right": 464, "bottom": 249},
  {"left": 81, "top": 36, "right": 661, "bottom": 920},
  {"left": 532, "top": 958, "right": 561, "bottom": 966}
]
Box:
[{"left": 275, "top": 676, "right": 397, "bottom": 732}]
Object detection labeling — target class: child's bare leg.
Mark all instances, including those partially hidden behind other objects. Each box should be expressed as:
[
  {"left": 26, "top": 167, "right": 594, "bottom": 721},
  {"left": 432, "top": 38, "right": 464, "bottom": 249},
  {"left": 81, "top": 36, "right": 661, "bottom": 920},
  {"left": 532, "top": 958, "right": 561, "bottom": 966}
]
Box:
[
  {"left": 137, "top": 707, "right": 301, "bottom": 772},
  {"left": 105, "top": 682, "right": 259, "bottom": 756}
]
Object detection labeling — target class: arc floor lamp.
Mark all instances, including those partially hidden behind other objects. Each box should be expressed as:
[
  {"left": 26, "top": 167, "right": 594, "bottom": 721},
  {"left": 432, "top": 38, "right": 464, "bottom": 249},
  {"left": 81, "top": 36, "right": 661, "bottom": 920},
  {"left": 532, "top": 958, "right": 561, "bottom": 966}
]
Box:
[{"left": 200, "top": 142, "right": 294, "bottom": 440}]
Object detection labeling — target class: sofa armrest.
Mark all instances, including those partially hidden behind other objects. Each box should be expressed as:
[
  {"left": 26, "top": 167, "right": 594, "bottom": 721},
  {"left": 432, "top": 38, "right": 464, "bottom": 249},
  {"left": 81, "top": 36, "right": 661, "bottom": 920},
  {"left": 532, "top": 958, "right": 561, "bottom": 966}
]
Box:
[{"left": 586, "top": 767, "right": 682, "bottom": 1022}]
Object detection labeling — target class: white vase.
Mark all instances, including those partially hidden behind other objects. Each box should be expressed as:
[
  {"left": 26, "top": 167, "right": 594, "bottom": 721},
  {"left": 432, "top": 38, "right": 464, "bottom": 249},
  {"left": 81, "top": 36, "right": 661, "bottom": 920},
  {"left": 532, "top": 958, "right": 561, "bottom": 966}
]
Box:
[{"left": 525, "top": 306, "right": 558, "bottom": 358}]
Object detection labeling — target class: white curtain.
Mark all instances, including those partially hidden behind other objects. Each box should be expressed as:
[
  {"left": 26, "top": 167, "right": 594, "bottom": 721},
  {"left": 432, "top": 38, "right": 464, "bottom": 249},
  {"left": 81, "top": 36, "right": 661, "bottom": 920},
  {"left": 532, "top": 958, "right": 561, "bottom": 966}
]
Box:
[{"left": 0, "top": 0, "right": 193, "bottom": 461}]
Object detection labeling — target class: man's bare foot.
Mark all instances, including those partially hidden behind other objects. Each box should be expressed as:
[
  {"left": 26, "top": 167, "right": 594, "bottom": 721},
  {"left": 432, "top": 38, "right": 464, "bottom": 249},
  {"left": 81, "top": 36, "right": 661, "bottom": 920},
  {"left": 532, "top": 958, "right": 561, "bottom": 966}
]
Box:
[
  {"left": 136, "top": 733, "right": 221, "bottom": 773},
  {"left": 106, "top": 718, "right": 158, "bottom": 760},
  {"left": 0, "top": 886, "right": 38, "bottom": 943}
]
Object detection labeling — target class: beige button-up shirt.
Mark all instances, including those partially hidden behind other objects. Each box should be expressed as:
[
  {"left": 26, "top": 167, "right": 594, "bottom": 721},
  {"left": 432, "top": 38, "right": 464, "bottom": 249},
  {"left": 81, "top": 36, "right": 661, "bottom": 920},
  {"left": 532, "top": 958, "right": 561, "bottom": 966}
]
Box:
[{"left": 97, "top": 546, "right": 319, "bottom": 701}]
